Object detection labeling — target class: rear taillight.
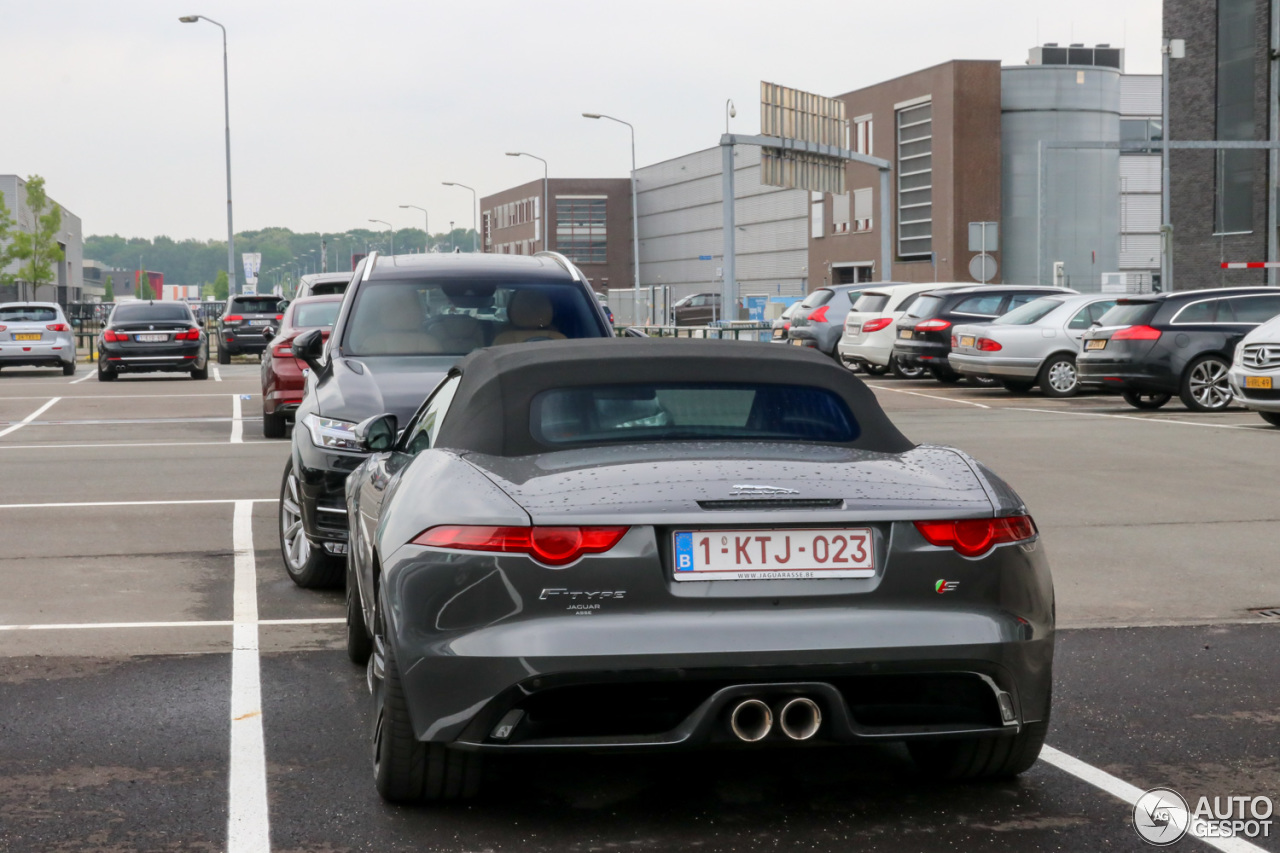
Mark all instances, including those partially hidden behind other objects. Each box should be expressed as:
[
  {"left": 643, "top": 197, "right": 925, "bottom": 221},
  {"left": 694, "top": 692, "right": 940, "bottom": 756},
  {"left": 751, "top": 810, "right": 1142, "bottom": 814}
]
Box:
[
  {"left": 46, "top": 323, "right": 71, "bottom": 332},
  {"left": 175, "top": 327, "right": 201, "bottom": 341},
  {"left": 1111, "top": 325, "right": 1162, "bottom": 341},
  {"left": 273, "top": 344, "right": 293, "bottom": 358},
  {"left": 223, "top": 314, "right": 243, "bottom": 323},
  {"left": 102, "top": 329, "right": 129, "bottom": 342},
  {"left": 808, "top": 306, "right": 830, "bottom": 323},
  {"left": 0, "top": 325, "right": 6, "bottom": 331},
  {"left": 915, "top": 319, "right": 951, "bottom": 332},
  {"left": 782, "top": 322, "right": 791, "bottom": 330},
  {"left": 275, "top": 314, "right": 284, "bottom": 322},
  {"left": 914, "top": 516, "right": 1037, "bottom": 558},
  {"left": 950, "top": 335, "right": 958, "bottom": 347},
  {"left": 977, "top": 337, "right": 1003, "bottom": 352},
  {"left": 861, "top": 317, "right": 893, "bottom": 333},
  {"left": 412, "top": 525, "right": 630, "bottom": 567}
]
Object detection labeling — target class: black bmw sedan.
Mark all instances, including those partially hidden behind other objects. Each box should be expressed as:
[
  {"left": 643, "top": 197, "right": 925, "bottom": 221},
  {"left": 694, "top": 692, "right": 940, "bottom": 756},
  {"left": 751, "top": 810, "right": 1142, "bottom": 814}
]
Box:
[
  {"left": 1078, "top": 287, "right": 1280, "bottom": 411},
  {"left": 97, "top": 301, "right": 210, "bottom": 381},
  {"left": 280, "top": 250, "right": 613, "bottom": 588}
]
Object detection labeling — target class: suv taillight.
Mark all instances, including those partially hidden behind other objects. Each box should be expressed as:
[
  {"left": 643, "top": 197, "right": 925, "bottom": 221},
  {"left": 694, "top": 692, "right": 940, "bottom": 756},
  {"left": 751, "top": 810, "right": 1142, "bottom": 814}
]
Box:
[
  {"left": 223, "top": 314, "right": 243, "bottom": 323},
  {"left": 46, "top": 323, "right": 71, "bottom": 332},
  {"left": 915, "top": 319, "right": 951, "bottom": 332},
  {"left": 808, "top": 306, "right": 830, "bottom": 323},
  {"left": 861, "top": 317, "right": 893, "bottom": 333}
]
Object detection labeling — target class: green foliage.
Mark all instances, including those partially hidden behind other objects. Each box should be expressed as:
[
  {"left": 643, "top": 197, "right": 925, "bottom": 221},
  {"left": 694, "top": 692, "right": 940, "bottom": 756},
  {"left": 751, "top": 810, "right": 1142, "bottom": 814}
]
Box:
[
  {"left": 8, "top": 175, "right": 65, "bottom": 297},
  {"left": 211, "top": 270, "right": 229, "bottom": 301},
  {"left": 104, "top": 275, "right": 114, "bottom": 302},
  {"left": 138, "top": 271, "right": 155, "bottom": 300},
  {"left": 0, "top": 191, "right": 14, "bottom": 286}
]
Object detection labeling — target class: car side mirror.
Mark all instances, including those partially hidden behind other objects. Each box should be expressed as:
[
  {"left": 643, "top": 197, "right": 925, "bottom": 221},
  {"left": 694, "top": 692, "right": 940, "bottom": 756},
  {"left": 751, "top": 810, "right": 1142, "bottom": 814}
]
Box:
[
  {"left": 354, "top": 413, "right": 398, "bottom": 453},
  {"left": 292, "top": 328, "right": 325, "bottom": 373},
  {"left": 277, "top": 300, "right": 290, "bottom": 314}
]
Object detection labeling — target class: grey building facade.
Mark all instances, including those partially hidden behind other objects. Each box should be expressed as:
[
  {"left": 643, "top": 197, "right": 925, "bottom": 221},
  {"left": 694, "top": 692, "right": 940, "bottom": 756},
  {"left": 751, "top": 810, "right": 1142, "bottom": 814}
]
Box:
[{"left": 0, "top": 174, "right": 84, "bottom": 304}]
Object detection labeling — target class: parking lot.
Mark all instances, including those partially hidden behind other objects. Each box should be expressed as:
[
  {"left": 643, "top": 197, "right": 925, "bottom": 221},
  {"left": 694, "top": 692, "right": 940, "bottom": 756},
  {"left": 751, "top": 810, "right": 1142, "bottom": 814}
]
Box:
[{"left": 1, "top": 362, "right": 1277, "bottom": 852}]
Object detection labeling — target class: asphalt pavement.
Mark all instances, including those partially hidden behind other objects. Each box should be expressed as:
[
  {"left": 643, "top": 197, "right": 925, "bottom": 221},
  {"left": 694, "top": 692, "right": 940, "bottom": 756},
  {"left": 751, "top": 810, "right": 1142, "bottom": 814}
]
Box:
[{"left": 1, "top": 360, "right": 1276, "bottom": 852}]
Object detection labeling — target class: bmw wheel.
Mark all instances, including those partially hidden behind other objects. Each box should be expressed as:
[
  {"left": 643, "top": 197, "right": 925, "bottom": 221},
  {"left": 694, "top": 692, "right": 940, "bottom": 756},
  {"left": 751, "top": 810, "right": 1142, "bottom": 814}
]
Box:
[
  {"left": 1179, "top": 355, "right": 1233, "bottom": 412},
  {"left": 1121, "top": 390, "right": 1171, "bottom": 410},
  {"left": 279, "top": 458, "right": 343, "bottom": 588},
  {"left": 1038, "top": 354, "right": 1079, "bottom": 398}
]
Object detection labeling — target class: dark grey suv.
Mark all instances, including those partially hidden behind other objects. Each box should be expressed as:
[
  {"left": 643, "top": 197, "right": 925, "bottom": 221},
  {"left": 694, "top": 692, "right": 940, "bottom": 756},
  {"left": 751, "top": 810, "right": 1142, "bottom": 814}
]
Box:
[{"left": 217, "top": 294, "right": 285, "bottom": 363}]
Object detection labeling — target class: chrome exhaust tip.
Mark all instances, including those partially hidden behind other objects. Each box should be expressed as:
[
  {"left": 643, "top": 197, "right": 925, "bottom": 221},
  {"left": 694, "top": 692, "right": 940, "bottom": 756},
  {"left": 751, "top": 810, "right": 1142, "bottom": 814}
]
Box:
[
  {"left": 777, "top": 697, "right": 822, "bottom": 741},
  {"left": 728, "top": 698, "right": 773, "bottom": 742}
]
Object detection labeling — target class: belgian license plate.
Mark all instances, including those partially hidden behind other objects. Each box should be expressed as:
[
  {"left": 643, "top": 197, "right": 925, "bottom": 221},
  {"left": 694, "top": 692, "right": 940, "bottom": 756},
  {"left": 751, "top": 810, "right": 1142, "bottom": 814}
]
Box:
[
  {"left": 959, "top": 335, "right": 975, "bottom": 348},
  {"left": 790, "top": 339, "right": 804, "bottom": 346},
  {"left": 136, "top": 333, "right": 168, "bottom": 342},
  {"left": 899, "top": 329, "right": 913, "bottom": 339},
  {"left": 1245, "top": 376, "right": 1273, "bottom": 389},
  {"left": 1085, "top": 339, "right": 1107, "bottom": 350},
  {"left": 14, "top": 333, "right": 40, "bottom": 341},
  {"left": 249, "top": 319, "right": 271, "bottom": 326},
  {"left": 672, "top": 528, "right": 875, "bottom": 581},
  {"left": 773, "top": 329, "right": 785, "bottom": 339}
]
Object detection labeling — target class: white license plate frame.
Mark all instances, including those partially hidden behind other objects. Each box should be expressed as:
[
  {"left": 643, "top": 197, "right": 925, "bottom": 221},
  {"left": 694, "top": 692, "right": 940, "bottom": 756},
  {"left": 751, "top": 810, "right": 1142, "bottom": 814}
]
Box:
[
  {"left": 959, "top": 335, "right": 975, "bottom": 348},
  {"left": 672, "top": 528, "right": 875, "bottom": 581},
  {"left": 135, "top": 333, "right": 169, "bottom": 342}
]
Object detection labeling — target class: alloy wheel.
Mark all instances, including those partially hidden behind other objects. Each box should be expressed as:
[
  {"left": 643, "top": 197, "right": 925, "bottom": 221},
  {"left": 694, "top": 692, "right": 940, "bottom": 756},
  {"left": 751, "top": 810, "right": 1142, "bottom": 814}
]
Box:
[
  {"left": 281, "top": 468, "right": 310, "bottom": 570},
  {"left": 1187, "top": 359, "right": 1232, "bottom": 410}
]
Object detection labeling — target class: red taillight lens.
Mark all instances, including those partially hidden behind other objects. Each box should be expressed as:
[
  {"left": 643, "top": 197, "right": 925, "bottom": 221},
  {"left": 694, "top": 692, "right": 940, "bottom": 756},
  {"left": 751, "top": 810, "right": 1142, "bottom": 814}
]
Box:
[
  {"left": 782, "top": 322, "right": 791, "bottom": 330},
  {"left": 950, "top": 335, "right": 958, "bottom": 347},
  {"left": 223, "top": 314, "right": 243, "bottom": 323},
  {"left": 914, "top": 516, "right": 1037, "bottom": 558},
  {"left": 915, "top": 319, "right": 951, "bottom": 332},
  {"left": 412, "top": 525, "right": 630, "bottom": 566},
  {"left": 0, "top": 325, "right": 6, "bottom": 331},
  {"left": 275, "top": 314, "right": 284, "bottom": 322},
  {"left": 175, "top": 327, "right": 201, "bottom": 341},
  {"left": 808, "top": 306, "right": 830, "bottom": 323},
  {"left": 46, "top": 323, "right": 71, "bottom": 332},
  {"left": 273, "top": 344, "right": 293, "bottom": 358},
  {"left": 861, "top": 317, "right": 893, "bottom": 333},
  {"left": 977, "top": 337, "right": 1003, "bottom": 352},
  {"left": 1111, "top": 325, "right": 1162, "bottom": 341},
  {"left": 103, "top": 329, "right": 129, "bottom": 342}
]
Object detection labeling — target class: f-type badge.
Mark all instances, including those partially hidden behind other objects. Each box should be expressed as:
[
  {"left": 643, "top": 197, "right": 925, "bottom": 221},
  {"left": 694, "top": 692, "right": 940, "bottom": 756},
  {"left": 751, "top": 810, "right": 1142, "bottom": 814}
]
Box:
[
  {"left": 935, "top": 580, "right": 960, "bottom": 594},
  {"left": 731, "top": 484, "right": 800, "bottom": 496}
]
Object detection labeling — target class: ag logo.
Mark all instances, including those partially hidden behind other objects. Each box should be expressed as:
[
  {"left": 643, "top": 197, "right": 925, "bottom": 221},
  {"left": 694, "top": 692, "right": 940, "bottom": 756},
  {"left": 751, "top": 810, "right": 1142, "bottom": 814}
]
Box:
[
  {"left": 1133, "top": 787, "right": 1190, "bottom": 846},
  {"left": 934, "top": 580, "right": 959, "bottom": 594}
]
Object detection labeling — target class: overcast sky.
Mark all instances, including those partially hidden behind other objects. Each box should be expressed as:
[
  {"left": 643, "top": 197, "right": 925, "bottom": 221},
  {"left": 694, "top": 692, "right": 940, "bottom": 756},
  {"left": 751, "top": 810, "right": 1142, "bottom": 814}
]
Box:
[{"left": 2, "top": 0, "right": 1161, "bottom": 243}]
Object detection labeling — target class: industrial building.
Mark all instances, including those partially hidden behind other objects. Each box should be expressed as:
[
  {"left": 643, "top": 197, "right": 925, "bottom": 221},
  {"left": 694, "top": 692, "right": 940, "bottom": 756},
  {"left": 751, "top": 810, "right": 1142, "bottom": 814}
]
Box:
[{"left": 0, "top": 174, "right": 84, "bottom": 304}]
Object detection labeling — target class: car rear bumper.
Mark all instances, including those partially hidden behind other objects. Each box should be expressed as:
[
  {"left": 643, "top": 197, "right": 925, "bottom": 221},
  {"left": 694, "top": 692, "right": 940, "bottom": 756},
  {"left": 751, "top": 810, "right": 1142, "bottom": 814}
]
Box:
[
  {"left": 221, "top": 328, "right": 270, "bottom": 353},
  {"left": 0, "top": 340, "right": 76, "bottom": 366},
  {"left": 948, "top": 353, "right": 1041, "bottom": 379},
  {"left": 101, "top": 342, "right": 204, "bottom": 372},
  {"left": 837, "top": 336, "right": 893, "bottom": 368},
  {"left": 1076, "top": 355, "right": 1173, "bottom": 392},
  {"left": 892, "top": 338, "right": 951, "bottom": 368}
]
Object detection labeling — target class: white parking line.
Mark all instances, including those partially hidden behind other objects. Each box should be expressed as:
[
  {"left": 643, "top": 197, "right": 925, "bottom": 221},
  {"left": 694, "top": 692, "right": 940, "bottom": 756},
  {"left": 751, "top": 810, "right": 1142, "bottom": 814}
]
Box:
[
  {"left": 69, "top": 371, "right": 96, "bottom": 385},
  {"left": 231, "top": 394, "right": 244, "bottom": 444},
  {"left": 866, "top": 384, "right": 991, "bottom": 409},
  {"left": 214, "top": 365, "right": 223, "bottom": 382},
  {"left": 1008, "top": 406, "right": 1262, "bottom": 431},
  {"left": 230, "top": 500, "right": 271, "bottom": 853},
  {"left": 1040, "top": 746, "right": 1267, "bottom": 852},
  {"left": 0, "top": 498, "right": 276, "bottom": 509},
  {"left": 0, "top": 397, "right": 60, "bottom": 438},
  {"left": 0, "top": 393, "right": 258, "bottom": 401},
  {"left": 0, "top": 618, "right": 343, "bottom": 631},
  {"left": 0, "top": 440, "right": 281, "bottom": 451}
]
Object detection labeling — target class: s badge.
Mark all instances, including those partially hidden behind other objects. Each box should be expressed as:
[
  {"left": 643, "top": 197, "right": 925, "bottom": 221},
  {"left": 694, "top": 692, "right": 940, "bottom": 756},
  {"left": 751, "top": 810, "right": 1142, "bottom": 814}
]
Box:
[{"left": 935, "top": 580, "right": 959, "bottom": 594}]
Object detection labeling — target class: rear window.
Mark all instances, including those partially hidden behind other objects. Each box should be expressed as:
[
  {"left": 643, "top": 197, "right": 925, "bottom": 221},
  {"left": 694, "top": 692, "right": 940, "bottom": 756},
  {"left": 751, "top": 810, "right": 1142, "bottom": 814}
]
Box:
[
  {"left": 292, "top": 302, "right": 341, "bottom": 329},
  {"left": 0, "top": 306, "right": 57, "bottom": 322},
  {"left": 110, "top": 303, "right": 194, "bottom": 323},
  {"left": 309, "top": 281, "right": 347, "bottom": 295},
  {"left": 531, "top": 383, "right": 859, "bottom": 446},
  {"left": 230, "top": 297, "right": 281, "bottom": 314},
  {"left": 343, "top": 280, "right": 605, "bottom": 356},
  {"left": 1099, "top": 301, "right": 1159, "bottom": 327},
  {"left": 905, "top": 295, "right": 942, "bottom": 319},
  {"left": 801, "top": 289, "right": 834, "bottom": 308},
  {"left": 852, "top": 293, "right": 890, "bottom": 313},
  {"left": 952, "top": 294, "right": 1005, "bottom": 316},
  {"left": 994, "top": 297, "right": 1064, "bottom": 326}
]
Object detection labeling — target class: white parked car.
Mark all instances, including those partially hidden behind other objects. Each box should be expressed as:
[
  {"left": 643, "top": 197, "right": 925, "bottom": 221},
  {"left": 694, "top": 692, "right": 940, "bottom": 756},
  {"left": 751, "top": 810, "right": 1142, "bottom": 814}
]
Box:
[
  {"left": 1228, "top": 313, "right": 1280, "bottom": 427},
  {"left": 837, "top": 283, "right": 965, "bottom": 378}
]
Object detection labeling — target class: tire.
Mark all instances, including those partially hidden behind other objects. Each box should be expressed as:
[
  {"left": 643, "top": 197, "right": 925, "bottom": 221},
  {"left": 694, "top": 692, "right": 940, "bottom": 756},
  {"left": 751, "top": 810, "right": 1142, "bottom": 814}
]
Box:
[
  {"left": 97, "top": 357, "right": 117, "bottom": 382},
  {"left": 965, "top": 375, "right": 999, "bottom": 387},
  {"left": 862, "top": 363, "right": 890, "bottom": 376},
  {"left": 930, "top": 367, "right": 962, "bottom": 384},
  {"left": 191, "top": 355, "right": 209, "bottom": 380},
  {"left": 262, "top": 410, "right": 287, "bottom": 439},
  {"left": 909, "top": 720, "right": 1049, "bottom": 781},
  {"left": 1000, "top": 379, "right": 1036, "bottom": 394},
  {"left": 1121, "top": 389, "right": 1171, "bottom": 410},
  {"left": 346, "top": 559, "right": 372, "bottom": 666},
  {"left": 373, "top": 602, "right": 483, "bottom": 802},
  {"left": 279, "top": 458, "right": 343, "bottom": 588},
  {"left": 1038, "top": 354, "right": 1080, "bottom": 398},
  {"left": 217, "top": 345, "right": 231, "bottom": 365},
  {"left": 1259, "top": 411, "right": 1280, "bottom": 427},
  {"left": 1179, "top": 355, "right": 1233, "bottom": 412},
  {"left": 890, "top": 356, "right": 927, "bottom": 380},
  {"left": 62, "top": 361, "right": 76, "bottom": 376}
]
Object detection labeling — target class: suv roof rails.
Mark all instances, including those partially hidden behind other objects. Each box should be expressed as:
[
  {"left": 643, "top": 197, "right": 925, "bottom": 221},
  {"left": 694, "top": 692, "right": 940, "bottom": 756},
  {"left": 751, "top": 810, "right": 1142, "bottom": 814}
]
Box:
[
  {"left": 361, "top": 251, "right": 379, "bottom": 282},
  {"left": 534, "top": 250, "right": 583, "bottom": 282}
]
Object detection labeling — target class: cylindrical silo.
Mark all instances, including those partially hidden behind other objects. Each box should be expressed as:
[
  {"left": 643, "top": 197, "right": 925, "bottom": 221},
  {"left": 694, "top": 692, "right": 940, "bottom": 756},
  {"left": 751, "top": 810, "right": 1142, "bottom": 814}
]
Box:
[{"left": 1001, "top": 65, "right": 1121, "bottom": 291}]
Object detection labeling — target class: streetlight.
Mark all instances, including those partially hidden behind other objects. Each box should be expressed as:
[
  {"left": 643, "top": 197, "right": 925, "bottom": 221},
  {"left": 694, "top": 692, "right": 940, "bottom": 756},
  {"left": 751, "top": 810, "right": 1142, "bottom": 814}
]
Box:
[
  {"left": 449, "top": 221, "right": 456, "bottom": 253},
  {"left": 179, "top": 14, "right": 237, "bottom": 294},
  {"left": 583, "top": 112, "right": 641, "bottom": 320},
  {"left": 441, "top": 182, "right": 478, "bottom": 252},
  {"left": 399, "top": 204, "right": 429, "bottom": 252},
  {"left": 506, "top": 152, "right": 548, "bottom": 253},
  {"left": 726, "top": 99, "right": 736, "bottom": 134},
  {"left": 369, "top": 219, "right": 394, "bottom": 254}
]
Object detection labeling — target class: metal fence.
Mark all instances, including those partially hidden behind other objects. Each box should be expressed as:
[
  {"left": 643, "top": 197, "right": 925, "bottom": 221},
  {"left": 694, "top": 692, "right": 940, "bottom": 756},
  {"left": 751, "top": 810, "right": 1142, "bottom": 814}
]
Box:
[{"left": 621, "top": 323, "right": 775, "bottom": 342}]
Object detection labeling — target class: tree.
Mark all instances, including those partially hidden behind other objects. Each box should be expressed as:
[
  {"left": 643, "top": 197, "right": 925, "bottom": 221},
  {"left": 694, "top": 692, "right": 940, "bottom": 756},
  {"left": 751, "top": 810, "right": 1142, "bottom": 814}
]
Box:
[
  {"left": 212, "top": 269, "right": 229, "bottom": 301},
  {"left": 104, "top": 275, "right": 114, "bottom": 302},
  {"left": 8, "top": 175, "right": 64, "bottom": 301},
  {"left": 0, "top": 190, "right": 16, "bottom": 290},
  {"left": 138, "top": 271, "right": 155, "bottom": 300}
]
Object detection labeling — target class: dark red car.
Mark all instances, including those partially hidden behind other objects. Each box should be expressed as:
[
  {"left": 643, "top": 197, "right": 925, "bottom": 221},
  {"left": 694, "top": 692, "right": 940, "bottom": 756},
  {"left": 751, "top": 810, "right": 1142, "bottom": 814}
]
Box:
[{"left": 260, "top": 295, "right": 343, "bottom": 438}]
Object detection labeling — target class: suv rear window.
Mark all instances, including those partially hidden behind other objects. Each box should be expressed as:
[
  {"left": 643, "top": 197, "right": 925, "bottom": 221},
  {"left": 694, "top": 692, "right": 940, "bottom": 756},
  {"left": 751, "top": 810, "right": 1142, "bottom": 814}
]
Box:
[
  {"left": 952, "top": 294, "right": 1005, "bottom": 316},
  {"left": 1099, "top": 301, "right": 1159, "bottom": 327},
  {"left": 531, "top": 383, "right": 859, "bottom": 446},
  {"left": 905, "top": 295, "right": 942, "bottom": 319},
  {"left": 801, "top": 289, "right": 835, "bottom": 308},
  {"left": 0, "top": 306, "right": 57, "bottom": 322},
  {"left": 293, "top": 302, "right": 341, "bottom": 328},
  {"left": 994, "top": 297, "right": 1064, "bottom": 326},
  {"left": 309, "top": 281, "right": 347, "bottom": 295},
  {"left": 852, "top": 293, "right": 890, "bottom": 313},
  {"left": 230, "top": 297, "right": 281, "bottom": 314},
  {"left": 110, "top": 303, "right": 194, "bottom": 323}
]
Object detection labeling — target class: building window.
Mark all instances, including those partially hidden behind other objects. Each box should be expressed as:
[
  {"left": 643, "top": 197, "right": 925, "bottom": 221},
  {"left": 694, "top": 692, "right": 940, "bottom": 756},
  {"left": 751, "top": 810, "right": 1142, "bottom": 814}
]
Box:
[
  {"left": 833, "top": 192, "right": 851, "bottom": 233},
  {"left": 1216, "top": 0, "right": 1256, "bottom": 234},
  {"left": 556, "top": 196, "right": 607, "bottom": 264},
  {"left": 853, "top": 187, "right": 873, "bottom": 232},
  {"left": 896, "top": 101, "right": 932, "bottom": 259},
  {"left": 811, "top": 191, "right": 824, "bottom": 239},
  {"left": 854, "top": 115, "right": 873, "bottom": 156}
]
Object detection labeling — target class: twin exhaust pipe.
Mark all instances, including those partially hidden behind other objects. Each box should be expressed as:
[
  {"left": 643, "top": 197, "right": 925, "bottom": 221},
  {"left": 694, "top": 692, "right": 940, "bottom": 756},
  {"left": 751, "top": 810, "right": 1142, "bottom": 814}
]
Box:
[{"left": 728, "top": 696, "right": 822, "bottom": 742}]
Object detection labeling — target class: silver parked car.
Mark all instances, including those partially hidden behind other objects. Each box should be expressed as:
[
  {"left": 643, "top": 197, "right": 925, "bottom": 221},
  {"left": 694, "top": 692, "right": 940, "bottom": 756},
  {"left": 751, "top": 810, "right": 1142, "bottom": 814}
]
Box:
[
  {"left": 0, "top": 301, "right": 77, "bottom": 376},
  {"left": 948, "top": 294, "right": 1117, "bottom": 397},
  {"left": 1228, "top": 312, "right": 1280, "bottom": 427}
]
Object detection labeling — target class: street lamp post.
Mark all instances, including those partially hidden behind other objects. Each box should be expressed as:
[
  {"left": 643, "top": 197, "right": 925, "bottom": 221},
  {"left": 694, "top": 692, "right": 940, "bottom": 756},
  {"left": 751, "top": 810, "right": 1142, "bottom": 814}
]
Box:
[
  {"left": 179, "top": 14, "right": 237, "bottom": 294},
  {"left": 450, "top": 221, "right": 455, "bottom": 253},
  {"left": 506, "top": 152, "right": 548, "bottom": 253},
  {"left": 369, "top": 219, "right": 394, "bottom": 255},
  {"left": 583, "top": 112, "right": 641, "bottom": 321},
  {"left": 442, "top": 182, "right": 478, "bottom": 252},
  {"left": 399, "top": 205, "right": 429, "bottom": 252}
]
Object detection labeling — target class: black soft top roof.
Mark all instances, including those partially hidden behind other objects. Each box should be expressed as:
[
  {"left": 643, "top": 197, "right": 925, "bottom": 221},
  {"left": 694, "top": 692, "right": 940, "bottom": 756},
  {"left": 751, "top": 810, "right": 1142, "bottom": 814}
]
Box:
[{"left": 433, "top": 338, "right": 915, "bottom": 456}]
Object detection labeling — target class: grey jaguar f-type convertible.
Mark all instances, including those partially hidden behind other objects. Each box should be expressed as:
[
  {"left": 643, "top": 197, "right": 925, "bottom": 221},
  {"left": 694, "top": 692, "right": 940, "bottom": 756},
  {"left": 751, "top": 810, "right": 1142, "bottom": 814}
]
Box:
[{"left": 343, "top": 338, "right": 1054, "bottom": 803}]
